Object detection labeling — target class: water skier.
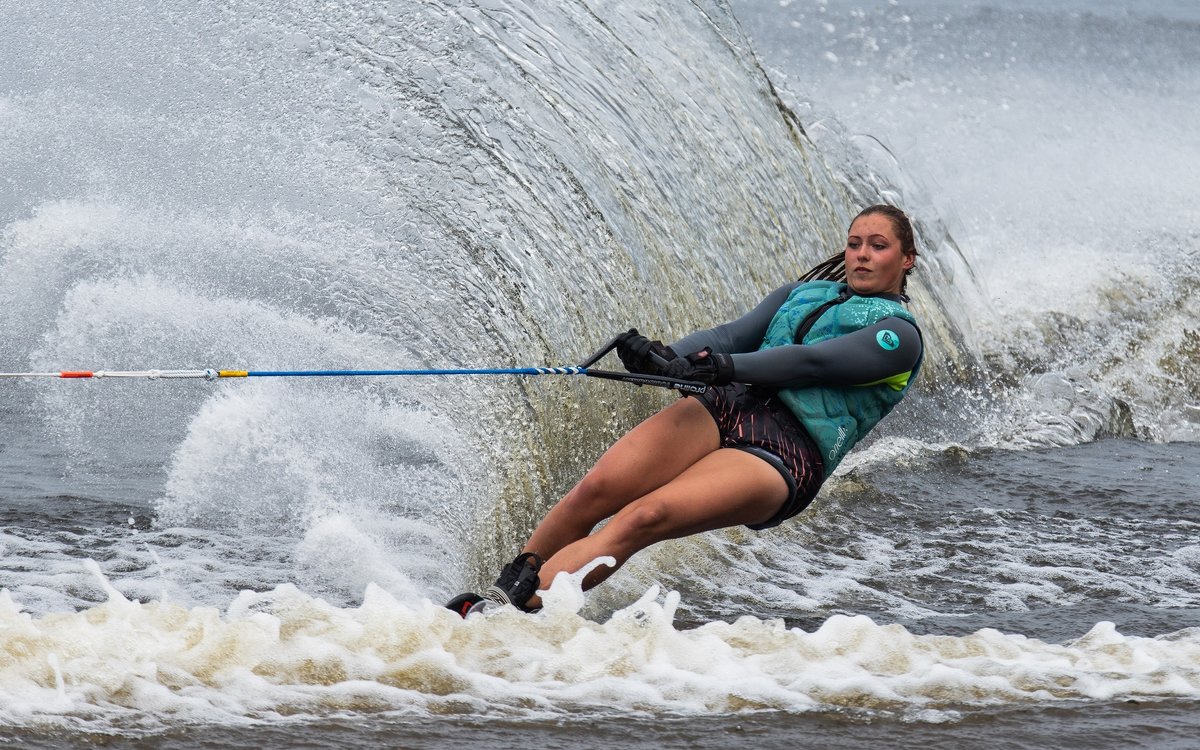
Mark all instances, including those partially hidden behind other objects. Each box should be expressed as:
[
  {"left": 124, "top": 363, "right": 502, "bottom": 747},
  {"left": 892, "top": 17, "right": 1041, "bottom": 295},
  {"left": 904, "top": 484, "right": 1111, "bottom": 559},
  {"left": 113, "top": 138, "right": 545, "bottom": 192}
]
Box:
[{"left": 449, "top": 204, "right": 924, "bottom": 615}]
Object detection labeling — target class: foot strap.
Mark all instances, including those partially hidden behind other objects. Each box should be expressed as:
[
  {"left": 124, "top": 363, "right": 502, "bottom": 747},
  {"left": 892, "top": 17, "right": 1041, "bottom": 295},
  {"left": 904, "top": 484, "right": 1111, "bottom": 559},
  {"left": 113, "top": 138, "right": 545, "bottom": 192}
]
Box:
[{"left": 485, "top": 552, "right": 545, "bottom": 611}]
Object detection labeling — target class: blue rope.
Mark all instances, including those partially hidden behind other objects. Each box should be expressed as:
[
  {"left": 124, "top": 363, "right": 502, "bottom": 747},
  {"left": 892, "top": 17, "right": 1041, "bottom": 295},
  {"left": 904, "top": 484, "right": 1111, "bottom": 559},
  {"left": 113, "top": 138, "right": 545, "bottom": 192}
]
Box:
[{"left": 242, "top": 366, "right": 587, "bottom": 377}]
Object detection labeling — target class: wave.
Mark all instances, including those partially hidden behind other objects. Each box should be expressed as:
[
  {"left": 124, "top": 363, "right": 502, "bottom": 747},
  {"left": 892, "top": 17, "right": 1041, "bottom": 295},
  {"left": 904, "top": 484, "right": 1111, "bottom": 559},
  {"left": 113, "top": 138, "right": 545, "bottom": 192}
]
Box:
[{"left": 0, "top": 0, "right": 983, "bottom": 597}]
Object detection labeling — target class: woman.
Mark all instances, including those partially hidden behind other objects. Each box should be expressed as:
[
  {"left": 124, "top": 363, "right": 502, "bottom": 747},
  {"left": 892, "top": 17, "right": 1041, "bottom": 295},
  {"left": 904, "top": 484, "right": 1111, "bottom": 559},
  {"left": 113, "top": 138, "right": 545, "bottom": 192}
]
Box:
[{"left": 448, "top": 204, "right": 923, "bottom": 615}]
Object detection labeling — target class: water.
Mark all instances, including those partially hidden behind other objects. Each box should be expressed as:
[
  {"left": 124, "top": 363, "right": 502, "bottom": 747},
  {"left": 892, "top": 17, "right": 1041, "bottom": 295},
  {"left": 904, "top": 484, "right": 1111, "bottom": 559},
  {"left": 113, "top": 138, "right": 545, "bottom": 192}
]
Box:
[{"left": 2, "top": 0, "right": 1200, "bottom": 747}]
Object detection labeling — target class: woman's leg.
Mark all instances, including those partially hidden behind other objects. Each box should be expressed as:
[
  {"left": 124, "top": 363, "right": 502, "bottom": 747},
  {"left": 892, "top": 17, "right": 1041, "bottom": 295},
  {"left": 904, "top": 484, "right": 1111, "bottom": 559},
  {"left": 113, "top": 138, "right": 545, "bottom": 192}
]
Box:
[
  {"left": 523, "top": 396, "right": 721, "bottom": 561},
  {"left": 526, "top": 446, "right": 789, "bottom": 607}
]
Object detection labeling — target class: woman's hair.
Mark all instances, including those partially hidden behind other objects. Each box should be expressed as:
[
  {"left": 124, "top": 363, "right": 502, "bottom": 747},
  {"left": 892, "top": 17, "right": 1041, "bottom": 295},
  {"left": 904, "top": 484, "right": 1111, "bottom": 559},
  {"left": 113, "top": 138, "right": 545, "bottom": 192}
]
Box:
[
  {"left": 798, "top": 204, "right": 919, "bottom": 294},
  {"left": 855, "top": 204, "right": 917, "bottom": 258}
]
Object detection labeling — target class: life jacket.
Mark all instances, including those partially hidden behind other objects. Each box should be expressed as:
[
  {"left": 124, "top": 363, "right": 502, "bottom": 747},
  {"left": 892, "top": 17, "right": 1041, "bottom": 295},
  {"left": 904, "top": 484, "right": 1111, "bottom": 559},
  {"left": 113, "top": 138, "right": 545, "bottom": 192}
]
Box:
[{"left": 758, "top": 281, "right": 922, "bottom": 476}]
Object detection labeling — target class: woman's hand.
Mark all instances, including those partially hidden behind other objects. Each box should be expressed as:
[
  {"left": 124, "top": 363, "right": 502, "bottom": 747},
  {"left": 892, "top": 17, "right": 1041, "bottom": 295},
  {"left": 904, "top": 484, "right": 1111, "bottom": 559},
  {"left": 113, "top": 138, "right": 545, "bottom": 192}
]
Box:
[
  {"left": 614, "top": 329, "right": 677, "bottom": 375},
  {"left": 662, "top": 347, "right": 735, "bottom": 385}
]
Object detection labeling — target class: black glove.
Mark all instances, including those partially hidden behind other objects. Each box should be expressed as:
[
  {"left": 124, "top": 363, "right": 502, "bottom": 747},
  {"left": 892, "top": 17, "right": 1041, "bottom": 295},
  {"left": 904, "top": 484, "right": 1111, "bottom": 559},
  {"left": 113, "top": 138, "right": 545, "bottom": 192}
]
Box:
[
  {"left": 615, "top": 329, "right": 677, "bottom": 375},
  {"left": 662, "top": 347, "right": 735, "bottom": 385}
]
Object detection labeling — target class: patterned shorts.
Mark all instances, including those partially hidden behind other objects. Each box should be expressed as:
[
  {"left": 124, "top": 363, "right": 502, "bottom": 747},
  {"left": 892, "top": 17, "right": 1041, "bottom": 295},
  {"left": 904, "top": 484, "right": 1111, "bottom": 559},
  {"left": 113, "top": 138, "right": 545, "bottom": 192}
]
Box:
[{"left": 689, "top": 382, "right": 824, "bottom": 530}]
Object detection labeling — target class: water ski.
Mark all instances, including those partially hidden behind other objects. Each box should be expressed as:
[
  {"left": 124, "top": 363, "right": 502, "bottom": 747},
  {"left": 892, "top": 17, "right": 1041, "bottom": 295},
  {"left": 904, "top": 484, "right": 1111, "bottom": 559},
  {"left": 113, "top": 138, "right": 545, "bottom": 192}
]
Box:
[{"left": 445, "top": 592, "right": 484, "bottom": 618}]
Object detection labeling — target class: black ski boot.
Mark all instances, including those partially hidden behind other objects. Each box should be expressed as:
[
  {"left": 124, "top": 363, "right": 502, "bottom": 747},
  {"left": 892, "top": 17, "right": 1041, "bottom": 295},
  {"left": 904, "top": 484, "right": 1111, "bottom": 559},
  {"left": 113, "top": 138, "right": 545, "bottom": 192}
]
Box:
[
  {"left": 444, "top": 552, "right": 545, "bottom": 617},
  {"left": 480, "top": 551, "right": 544, "bottom": 611}
]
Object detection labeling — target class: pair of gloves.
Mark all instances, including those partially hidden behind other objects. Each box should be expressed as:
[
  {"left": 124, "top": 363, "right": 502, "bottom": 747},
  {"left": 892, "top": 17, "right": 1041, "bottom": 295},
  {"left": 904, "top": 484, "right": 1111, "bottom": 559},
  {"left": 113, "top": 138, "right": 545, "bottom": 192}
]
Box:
[{"left": 614, "top": 329, "right": 735, "bottom": 385}]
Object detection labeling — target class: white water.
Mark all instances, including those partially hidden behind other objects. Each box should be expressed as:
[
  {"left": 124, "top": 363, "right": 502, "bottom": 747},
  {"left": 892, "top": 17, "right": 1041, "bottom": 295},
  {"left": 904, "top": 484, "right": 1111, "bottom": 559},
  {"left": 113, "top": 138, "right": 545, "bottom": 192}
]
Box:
[{"left": 5, "top": 568, "right": 1200, "bottom": 732}]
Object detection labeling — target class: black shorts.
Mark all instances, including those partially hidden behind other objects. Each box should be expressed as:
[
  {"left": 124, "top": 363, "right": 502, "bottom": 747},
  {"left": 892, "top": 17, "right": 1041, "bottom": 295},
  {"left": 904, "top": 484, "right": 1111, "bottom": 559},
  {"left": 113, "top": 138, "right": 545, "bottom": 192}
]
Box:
[{"left": 689, "top": 383, "right": 824, "bottom": 530}]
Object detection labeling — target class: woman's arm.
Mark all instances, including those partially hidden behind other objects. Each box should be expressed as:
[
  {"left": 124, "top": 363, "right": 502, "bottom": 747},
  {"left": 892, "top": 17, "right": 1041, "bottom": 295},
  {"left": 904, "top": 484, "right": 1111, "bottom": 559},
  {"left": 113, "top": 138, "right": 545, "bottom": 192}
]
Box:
[
  {"left": 667, "top": 282, "right": 799, "bottom": 356},
  {"left": 729, "top": 318, "right": 922, "bottom": 388}
]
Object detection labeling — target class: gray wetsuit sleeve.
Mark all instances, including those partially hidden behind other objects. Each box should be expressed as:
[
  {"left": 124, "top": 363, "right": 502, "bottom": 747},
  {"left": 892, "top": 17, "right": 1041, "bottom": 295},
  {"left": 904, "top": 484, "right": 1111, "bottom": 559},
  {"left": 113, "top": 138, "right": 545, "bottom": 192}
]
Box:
[
  {"left": 668, "top": 282, "right": 799, "bottom": 356},
  {"left": 730, "top": 317, "right": 922, "bottom": 388}
]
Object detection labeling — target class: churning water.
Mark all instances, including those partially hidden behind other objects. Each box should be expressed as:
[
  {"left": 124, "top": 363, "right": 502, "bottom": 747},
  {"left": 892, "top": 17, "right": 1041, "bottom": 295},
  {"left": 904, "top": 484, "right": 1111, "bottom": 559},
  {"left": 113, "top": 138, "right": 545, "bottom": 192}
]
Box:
[{"left": 1, "top": 0, "right": 1198, "bottom": 747}]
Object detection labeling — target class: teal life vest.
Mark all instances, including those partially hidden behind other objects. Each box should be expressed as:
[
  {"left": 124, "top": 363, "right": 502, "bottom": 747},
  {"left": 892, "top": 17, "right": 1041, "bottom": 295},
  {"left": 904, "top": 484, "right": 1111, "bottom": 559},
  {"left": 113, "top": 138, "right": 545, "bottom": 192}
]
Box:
[{"left": 759, "top": 281, "right": 922, "bottom": 476}]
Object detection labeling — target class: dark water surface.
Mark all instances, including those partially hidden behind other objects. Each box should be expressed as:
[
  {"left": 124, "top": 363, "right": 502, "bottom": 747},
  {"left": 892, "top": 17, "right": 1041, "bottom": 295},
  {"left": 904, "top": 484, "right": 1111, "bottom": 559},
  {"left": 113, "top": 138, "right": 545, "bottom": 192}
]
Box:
[{"left": 6, "top": 699, "right": 1200, "bottom": 749}]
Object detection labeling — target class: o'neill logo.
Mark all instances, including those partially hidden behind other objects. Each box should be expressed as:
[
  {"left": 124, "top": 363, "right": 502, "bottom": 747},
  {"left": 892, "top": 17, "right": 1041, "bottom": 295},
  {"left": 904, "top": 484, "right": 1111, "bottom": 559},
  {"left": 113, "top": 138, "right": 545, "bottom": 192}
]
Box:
[{"left": 828, "top": 424, "right": 849, "bottom": 460}]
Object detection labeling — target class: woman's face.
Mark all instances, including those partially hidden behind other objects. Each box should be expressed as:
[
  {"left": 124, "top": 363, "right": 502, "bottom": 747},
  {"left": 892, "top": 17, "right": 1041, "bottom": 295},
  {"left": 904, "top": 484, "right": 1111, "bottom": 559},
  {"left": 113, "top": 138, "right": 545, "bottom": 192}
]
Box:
[{"left": 844, "top": 214, "right": 914, "bottom": 295}]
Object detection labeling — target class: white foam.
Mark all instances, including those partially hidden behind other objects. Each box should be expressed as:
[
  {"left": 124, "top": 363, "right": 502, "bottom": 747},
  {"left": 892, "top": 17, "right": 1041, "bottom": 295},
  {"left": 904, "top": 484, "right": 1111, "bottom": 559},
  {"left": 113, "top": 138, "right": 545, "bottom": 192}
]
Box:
[{"left": 3, "top": 565, "right": 1199, "bottom": 732}]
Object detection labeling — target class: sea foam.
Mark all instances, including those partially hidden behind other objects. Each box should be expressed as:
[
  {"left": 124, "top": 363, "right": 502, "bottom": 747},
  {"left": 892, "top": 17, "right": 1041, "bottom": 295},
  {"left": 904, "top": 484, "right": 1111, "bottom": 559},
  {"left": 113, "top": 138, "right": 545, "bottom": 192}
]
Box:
[{"left": 3, "top": 563, "right": 1199, "bottom": 732}]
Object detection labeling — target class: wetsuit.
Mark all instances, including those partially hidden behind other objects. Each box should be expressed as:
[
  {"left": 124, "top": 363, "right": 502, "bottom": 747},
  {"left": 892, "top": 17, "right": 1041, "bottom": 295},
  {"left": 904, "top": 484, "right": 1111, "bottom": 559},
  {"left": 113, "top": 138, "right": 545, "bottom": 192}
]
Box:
[{"left": 669, "top": 281, "right": 922, "bottom": 529}]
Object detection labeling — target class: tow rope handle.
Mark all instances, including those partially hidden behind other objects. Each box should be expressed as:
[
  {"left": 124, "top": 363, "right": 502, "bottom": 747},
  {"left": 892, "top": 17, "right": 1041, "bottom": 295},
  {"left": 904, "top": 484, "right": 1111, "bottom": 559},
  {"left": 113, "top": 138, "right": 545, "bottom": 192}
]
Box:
[{"left": 577, "top": 334, "right": 707, "bottom": 395}]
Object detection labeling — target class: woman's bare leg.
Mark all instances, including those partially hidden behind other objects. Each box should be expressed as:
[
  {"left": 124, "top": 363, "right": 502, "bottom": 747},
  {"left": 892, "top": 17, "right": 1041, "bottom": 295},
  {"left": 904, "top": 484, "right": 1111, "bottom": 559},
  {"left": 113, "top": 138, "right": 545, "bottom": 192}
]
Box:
[
  {"left": 526, "top": 447, "right": 789, "bottom": 607},
  {"left": 523, "top": 396, "right": 721, "bottom": 561}
]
